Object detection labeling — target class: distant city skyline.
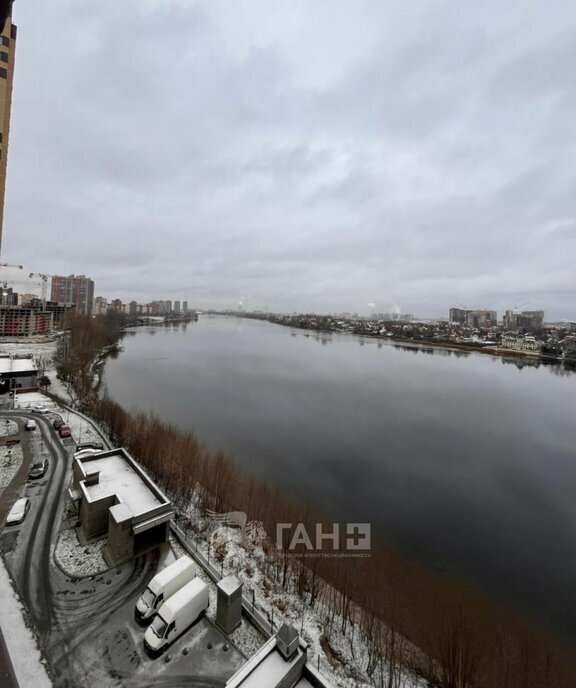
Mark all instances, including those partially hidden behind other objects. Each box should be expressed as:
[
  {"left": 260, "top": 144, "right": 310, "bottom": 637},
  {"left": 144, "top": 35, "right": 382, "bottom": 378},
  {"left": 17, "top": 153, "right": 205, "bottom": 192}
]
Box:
[{"left": 2, "top": 2, "right": 576, "bottom": 320}]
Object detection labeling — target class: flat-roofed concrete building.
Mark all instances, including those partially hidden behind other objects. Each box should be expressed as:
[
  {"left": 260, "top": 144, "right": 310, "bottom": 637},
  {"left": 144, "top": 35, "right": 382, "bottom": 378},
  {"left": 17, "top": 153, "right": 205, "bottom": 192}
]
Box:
[
  {"left": 72, "top": 448, "right": 174, "bottom": 565},
  {"left": 226, "top": 624, "right": 331, "bottom": 688},
  {"left": 0, "top": 355, "right": 37, "bottom": 394}
]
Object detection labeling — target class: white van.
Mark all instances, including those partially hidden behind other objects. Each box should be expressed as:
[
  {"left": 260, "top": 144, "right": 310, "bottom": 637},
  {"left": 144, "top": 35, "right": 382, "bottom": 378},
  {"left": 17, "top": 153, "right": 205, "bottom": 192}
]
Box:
[
  {"left": 143, "top": 578, "right": 209, "bottom": 656},
  {"left": 135, "top": 555, "right": 195, "bottom": 622}
]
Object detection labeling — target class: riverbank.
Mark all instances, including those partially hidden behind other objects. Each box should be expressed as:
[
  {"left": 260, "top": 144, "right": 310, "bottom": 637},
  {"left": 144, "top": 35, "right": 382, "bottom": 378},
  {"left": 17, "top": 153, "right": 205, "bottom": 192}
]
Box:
[{"left": 58, "top": 315, "right": 576, "bottom": 686}]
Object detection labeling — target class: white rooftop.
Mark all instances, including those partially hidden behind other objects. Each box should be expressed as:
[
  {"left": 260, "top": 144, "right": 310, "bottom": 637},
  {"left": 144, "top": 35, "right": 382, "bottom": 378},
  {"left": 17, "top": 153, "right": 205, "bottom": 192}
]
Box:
[
  {"left": 0, "top": 357, "right": 37, "bottom": 374},
  {"left": 80, "top": 452, "right": 162, "bottom": 517}
]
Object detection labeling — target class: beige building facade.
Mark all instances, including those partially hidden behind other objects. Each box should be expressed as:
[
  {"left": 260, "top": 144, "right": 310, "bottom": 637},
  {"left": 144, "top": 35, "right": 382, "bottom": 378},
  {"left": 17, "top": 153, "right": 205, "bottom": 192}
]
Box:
[{"left": 0, "top": 3, "right": 16, "bottom": 255}]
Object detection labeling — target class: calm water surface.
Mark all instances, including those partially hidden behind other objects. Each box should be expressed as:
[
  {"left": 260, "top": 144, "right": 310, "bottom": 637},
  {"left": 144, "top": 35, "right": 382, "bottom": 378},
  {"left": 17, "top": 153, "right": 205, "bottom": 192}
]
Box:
[{"left": 104, "top": 315, "right": 576, "bottom": 640}]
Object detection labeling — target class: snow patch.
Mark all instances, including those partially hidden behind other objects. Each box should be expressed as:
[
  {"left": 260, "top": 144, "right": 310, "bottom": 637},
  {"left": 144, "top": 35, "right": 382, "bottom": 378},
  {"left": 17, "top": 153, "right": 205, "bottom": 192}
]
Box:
[
  {"left": 55, "top": 527, "right": 108, "bottom": 577},
  {"left": 0, "top": 555, "right": 53, "bottom": 687},
  {"left": 0, "top": 441, "right": 23, "bottom": 489}
]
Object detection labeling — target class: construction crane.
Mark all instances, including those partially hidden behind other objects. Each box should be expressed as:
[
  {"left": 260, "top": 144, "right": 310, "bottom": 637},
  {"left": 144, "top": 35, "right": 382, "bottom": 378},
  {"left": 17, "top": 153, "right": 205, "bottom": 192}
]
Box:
[{"left": 512, "top": 301, "right": 530, "bottom": 313}]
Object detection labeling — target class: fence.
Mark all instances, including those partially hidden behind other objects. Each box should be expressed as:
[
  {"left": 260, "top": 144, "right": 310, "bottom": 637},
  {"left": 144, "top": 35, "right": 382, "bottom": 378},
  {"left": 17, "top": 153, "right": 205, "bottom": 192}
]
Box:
[{"left": 170, "top": 520, "right": 338, "bottom": 685}]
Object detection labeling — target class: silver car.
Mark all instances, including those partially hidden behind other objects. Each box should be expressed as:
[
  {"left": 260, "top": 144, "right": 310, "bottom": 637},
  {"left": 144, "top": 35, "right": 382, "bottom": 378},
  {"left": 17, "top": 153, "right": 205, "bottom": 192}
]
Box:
[{"left": 6, "top": 497, "right": 30, "bottom": 525}]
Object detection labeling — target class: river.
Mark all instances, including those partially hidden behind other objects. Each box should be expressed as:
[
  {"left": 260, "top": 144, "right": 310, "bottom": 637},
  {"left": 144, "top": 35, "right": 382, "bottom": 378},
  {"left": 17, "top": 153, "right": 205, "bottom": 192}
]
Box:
[{"left": 103, "top": 315, "right": 576, "bottom": 641}]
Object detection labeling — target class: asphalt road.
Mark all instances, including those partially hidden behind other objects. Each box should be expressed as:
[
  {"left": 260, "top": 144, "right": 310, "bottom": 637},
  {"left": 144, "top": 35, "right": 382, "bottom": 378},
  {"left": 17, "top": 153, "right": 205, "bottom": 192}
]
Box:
[{"left": 0, "top": 409, "right": 245, "bottom": 687}]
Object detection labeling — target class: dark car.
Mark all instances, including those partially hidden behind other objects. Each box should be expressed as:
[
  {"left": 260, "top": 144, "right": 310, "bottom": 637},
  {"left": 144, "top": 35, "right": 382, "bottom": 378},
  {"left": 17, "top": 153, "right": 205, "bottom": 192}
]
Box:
[
  {"left": 58, "top": 425, "right": 72, "bottom": 438},
  {"left": 53, "top": 417, "right": 64, "bottom": 430},
  {"left": 29, "top": 458, "right": 49, "bottom": 479},
  {"left": 6, "top": 438, "right": 20, "bottom": 447}
]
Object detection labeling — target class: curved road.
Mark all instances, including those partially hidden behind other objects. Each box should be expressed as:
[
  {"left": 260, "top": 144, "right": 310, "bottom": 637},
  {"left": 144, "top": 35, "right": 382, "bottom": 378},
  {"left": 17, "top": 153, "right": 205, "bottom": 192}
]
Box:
[{"left": 0, "top": 409, "right": 244, "bottom": 687}]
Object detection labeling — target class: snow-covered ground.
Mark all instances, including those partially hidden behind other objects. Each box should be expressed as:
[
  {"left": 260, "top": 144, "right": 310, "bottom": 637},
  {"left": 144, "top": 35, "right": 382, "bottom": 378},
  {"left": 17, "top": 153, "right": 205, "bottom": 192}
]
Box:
[
  {"left": 0, "top": 555, "right": 52, "bottom": 687},
  {"left": 0, "top": 418, "right": 17, "bottom": 437},
  {"left": 3, "top": 376, "right": 423, "bottom": 687},
  {"left": 180, "top": 505, "right": 426, "bottom": 688},
  {"left": 0, "top": 441, "right": 23, "bottom": 489},
  {"left": 0, "top": 339, "right": 73, "bottom": 404},
  {"left": 14, "top": 392, "right": 108, "bottom": 448},
  {"left": 55, "top": 527, "right": 108, "bottom": 577},
  {"left": 170, "top": 535, "right": 266, "bottom": 659}
]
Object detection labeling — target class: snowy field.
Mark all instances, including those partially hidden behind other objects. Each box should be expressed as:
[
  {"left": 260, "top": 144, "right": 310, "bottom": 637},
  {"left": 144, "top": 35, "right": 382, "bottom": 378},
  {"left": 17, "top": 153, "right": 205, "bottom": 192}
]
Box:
[
  {"left": 179, "top": 506, "right": 427, "bottom": 688},
  {"left": 0, "top": 556, "right": 52, "bottom": 687},
  {"left": 0, "top": 339, "right": 72, "bottom": 403},
  {"left": 0, "top": 418, "right": 18, "bottom": 436},
  {"left": 170, "top": 535, "right": 265, "bottom": 660},
  {"left": 55, "top": 527, "right": 108, "bottom": 577},
  {"left": 0, "top": 441, "right": 23, "bottom": 489}
]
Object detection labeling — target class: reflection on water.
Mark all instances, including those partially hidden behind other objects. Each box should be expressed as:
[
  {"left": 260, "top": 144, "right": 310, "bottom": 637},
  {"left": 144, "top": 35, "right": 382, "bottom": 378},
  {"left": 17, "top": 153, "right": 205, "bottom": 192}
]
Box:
[{"left": 106, "top": 315, "right": 576, "bottom": 642}]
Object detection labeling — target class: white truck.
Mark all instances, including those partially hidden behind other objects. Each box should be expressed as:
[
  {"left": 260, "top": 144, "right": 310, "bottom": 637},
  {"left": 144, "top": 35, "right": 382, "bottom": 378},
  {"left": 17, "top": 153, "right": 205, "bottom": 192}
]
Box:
[
  {"left": 135, "top": 555, "right": 195, "bottom": 622},
  {"left": 143, "top": 578, "right": 209, "bottom": 656}
]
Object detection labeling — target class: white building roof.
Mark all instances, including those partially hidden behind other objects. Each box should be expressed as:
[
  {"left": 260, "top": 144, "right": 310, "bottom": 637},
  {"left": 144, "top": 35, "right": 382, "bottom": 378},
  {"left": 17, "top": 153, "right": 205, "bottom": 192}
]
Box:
[
  {"left": 0, "top": 358, "right": 37, "bottom": 374},
  {"left": 79, "top": 452, "right": 162, "bottom": 516}
]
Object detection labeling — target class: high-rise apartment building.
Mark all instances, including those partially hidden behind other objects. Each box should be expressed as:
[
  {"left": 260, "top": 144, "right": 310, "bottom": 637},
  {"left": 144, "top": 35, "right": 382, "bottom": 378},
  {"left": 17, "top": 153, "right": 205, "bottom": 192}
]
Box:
[
  {"left": 174, "top": 300, "right": 181, "bottom": 313},
  {"left": 0, "top": 3, "right": 16, "bottom": 255},
  {"left": 51, "top": 274, "right": 95, "bottom": 316},
  {"left": 182, "top": 301, "right": 188, "bottom": 313},
  {"left": 94, "top": 296, "right": 108, "bottom": 316},
  {"left": 449, "top": 307, "right": 497, "bottom": 328}
]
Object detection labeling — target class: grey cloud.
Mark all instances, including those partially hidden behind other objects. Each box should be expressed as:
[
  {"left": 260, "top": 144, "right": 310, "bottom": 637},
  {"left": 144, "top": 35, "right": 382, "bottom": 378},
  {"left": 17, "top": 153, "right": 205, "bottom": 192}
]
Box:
[{"left": 3, "top": 1, "right": 576, "bottom": 317}]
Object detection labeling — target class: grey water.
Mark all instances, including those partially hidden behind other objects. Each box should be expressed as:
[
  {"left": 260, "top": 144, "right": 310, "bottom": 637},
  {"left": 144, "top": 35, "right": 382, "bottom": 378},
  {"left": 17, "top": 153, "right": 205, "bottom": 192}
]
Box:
[{"left": 104, "top": 315, "right": 576, "bottom": 641}]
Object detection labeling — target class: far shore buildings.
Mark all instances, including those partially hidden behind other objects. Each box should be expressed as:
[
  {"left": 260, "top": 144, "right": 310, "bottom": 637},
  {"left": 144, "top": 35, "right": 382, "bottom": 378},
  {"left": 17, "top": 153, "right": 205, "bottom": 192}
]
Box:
[
  {"left": 95, "top": 297, "right": 192, "bottom": 316},
  {"left": 503, "top": 309, "right": 544, "bottom": 332},
  {"left": 449, "top": 308, "right": 497, "bottom": 328}
]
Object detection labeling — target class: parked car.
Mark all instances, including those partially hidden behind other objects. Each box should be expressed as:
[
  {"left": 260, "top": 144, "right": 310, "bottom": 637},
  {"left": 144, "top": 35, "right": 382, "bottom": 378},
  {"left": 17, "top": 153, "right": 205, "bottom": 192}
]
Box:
[
  {"left": 28, "top": 459, "right": 49, "bottom": 480},
  {"left": 144, "top": 578, "right": 209, "bottom": 656},
  {"left": 6, "top": 497, "right": 30, "bottom": 525},
  {"left": 76, "top": 442, "right": 104, "bottom": 452},
  {"left": 58, "top": 425, "right": 72, "bottom": 438},
  {"left": 53, "top": 418, "right": 64, "bottom": 430},
  {"left": 135, "top": 556, "right": 196, "bottom": 622},
  {"left": 73, "top": 448, "right": 101, "bottom": 460},
  {"left": 25, "top": 419, "right": 37, "bottom": 431}
]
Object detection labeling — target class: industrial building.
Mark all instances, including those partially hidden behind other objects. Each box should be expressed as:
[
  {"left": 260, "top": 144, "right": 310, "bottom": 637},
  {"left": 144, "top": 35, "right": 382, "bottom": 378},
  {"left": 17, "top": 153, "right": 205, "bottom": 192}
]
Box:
[
  {"left": 0, "top": 355, "right": 37, "bottom": 393},
  {"left": 71, "top": 448, "right": 174, "bottom": 565}
]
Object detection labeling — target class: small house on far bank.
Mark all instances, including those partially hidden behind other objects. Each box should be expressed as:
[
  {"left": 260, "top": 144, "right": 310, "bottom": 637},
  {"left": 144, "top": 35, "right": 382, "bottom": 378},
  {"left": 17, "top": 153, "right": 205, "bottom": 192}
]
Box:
[{"left": 70, "top": 447, "right": 173, "bottom": 565}]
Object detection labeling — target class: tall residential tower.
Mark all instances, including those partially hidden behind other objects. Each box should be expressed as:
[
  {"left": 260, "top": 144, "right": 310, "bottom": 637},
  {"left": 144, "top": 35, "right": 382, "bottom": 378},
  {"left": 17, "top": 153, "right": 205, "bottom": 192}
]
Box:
[{"left": 0, "top": 1, "right": 16, "bottom": 254}]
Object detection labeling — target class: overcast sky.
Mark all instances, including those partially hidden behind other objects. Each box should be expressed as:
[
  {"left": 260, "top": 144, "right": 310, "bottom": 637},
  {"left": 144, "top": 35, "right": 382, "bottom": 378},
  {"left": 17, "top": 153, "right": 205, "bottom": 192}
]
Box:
[{"left": 3, "top": 1, "right": 576, "bottom": 318}]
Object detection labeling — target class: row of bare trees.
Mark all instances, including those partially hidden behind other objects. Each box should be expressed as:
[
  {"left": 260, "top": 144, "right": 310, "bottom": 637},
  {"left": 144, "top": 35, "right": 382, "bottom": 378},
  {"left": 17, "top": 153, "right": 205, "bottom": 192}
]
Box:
[
  {"left": 91, "top": 395, "right": 576, "bottom": 688},
  {"left": 54, "top": 312, "right": 126, "bottom": 407}
]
